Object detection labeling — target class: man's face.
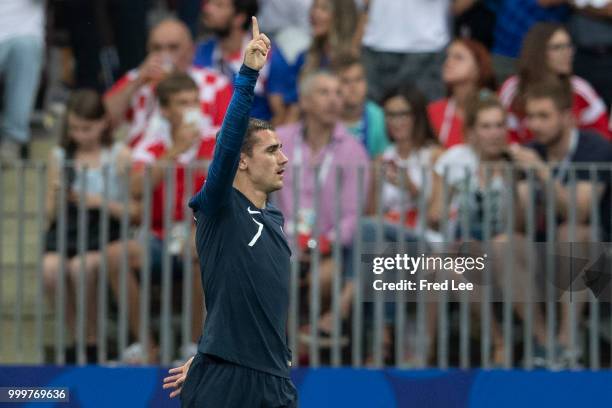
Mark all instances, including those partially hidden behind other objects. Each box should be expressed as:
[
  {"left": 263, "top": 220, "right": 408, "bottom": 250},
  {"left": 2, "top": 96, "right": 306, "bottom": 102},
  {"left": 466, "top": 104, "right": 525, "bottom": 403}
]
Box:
[
  {"left": 338, "top": 64, "right": 367, "bottom": 111},
  {"left": 240, "top": 130, "right": 289, "bottom": 193},
  {"left": 162, "top": 89, "right": 200, "bottom": 130},
  {"left": 202, "top": 0, "right": 237, "bottom": 37},
  {"left": 301, "top": 75, "right": 342, "bottom": 128},
  {"left": 148, "top": 21, "right": 194, "bottom": 72},
  {"left": 525, "top": 97, "right": 570, "bottom": 146}
]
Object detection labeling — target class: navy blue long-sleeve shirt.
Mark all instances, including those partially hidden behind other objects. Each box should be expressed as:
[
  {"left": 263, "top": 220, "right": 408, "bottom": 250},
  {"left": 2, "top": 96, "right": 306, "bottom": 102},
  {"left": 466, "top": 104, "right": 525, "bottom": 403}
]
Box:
[{"left": 189, "top": 65, "right": 292, "bottom": 378}]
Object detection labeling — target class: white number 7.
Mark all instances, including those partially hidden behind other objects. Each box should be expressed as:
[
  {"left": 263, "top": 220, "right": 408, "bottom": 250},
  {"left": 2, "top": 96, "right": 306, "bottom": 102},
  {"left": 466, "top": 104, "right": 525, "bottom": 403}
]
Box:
[{"left": 248, "top": 217, "right": 263, "bottom": 247}]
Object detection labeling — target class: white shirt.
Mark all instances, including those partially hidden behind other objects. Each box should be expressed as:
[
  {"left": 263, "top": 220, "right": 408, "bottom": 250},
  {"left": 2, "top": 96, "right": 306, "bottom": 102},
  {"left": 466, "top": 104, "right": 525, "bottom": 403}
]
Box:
[
  {"left": 380, "top": 145, "right": 434, "bottom": 214},
  {"left": 434, "top": 144, "right": 479, "bottom": 188},
  {"left": 0, "top": 0, "right": 45, "bottom": 43},
  {"left": 257, "top": 0, "right": 312, "bottom": 34},
  {"left": 363, "top": 0, "right": 451, "bottom": 53}
]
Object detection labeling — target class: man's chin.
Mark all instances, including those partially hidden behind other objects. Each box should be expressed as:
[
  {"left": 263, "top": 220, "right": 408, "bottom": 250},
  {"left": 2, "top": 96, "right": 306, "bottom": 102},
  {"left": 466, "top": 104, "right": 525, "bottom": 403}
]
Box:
[{"left": 268, "top": 182, "right": 284, "bottom": 193}]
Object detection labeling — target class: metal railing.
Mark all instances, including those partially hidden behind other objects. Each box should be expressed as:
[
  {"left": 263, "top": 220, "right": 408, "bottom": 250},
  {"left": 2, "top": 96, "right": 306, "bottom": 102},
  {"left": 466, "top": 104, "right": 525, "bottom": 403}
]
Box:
[{"left": 0, "top": 160, "right": 611, "bottom": 370}]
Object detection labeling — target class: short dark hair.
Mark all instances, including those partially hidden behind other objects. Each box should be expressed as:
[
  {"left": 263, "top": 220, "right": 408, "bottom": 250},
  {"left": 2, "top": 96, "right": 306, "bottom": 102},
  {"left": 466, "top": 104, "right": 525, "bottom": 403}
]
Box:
[
  {"left": 524, "top": 78, "right": 573, "bottom": 112},
  {"left": 241, "top": 118, "right": 275, "bottom": 156},
  {"left": 232, "top": 0, "right": 259, "bottom": 31},
  {"left": 156, "top": 72, "right": 198, "bottom": 107}
]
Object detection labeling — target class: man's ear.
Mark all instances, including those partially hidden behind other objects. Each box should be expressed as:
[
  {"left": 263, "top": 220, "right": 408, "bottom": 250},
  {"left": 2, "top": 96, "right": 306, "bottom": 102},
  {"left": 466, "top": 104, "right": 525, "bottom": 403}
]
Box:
[{"left": 238, "top": 152, "right": 248, "bottom": 170}]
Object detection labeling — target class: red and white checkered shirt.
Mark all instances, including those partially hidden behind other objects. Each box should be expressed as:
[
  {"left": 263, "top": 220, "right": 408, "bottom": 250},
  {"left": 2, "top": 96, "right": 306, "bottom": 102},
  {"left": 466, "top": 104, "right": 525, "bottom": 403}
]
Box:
[
  {"left": 104, "top": 65, "right": 232, "bottom": 148},
  {"left": 132, "top": 133, "right": 216, "bottom": 239}
]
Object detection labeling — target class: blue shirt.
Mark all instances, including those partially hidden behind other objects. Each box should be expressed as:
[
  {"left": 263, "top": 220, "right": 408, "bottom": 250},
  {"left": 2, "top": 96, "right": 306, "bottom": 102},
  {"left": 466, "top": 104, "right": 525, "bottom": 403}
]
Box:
[
  {"left": 189, "top": 65, "right": 293, "bottom": 378},
  {"left": 193, "top": 37, "right": 294, "bottom": 121},
  {"left": 492, "top": 0, "right": 569, "bottom": 58}
]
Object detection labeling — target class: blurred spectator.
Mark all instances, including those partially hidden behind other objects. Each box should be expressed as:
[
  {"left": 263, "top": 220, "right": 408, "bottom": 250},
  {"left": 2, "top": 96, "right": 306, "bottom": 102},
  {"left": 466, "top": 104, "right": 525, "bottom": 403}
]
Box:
[
  {"left": 430, "top": 91, "right": 521, "bottom": 364},
  {"left": 499, "top": 23, "right": 611, "bottom": 143},
  {"left": 283, "top": 0, "right": 361, "bottom": 124},
  {"left": 428, "top": 38, "right": 496, "bottom": 148},
  {"left": 0, "top": 0, "right": 45, "bottom": 160},
  {"left": 104, "top": 18, "right": 232, "bottom": 148},
  {"left": 195, "top": 0, "right": 293, "bottom": 125},
  {"left": 42, "top": 90, "right": 136, "bottom": 363},
  {"left": 275, "top": 70, "right": 370, "bottom": 348},
  {"left": 334, "top": 54, "right": 389, "bottom": 159},
  {"left": 297, "top": 0, "right": 360, "bottom": 77},
  {"left": 361, "top": 85, "right": 442, "bottom": 365},
  {"left": 365, "top": 85, "right": 442, "bottom": 242},
  {"left": 569, "top": 2, "right": 612, "bottom": 107},
  {"left": 362, "top": 0, "right": 454, "bottom": 103},
  {"left": 508, "top": 80, "right": 612, "bottom": 364},
  {"left": 106, "top": 73, "right": 211, "bottom": 364},
  {"left": 65, "top": 0, "right": 149, "bottom": 89},
  {"left": 431, "top": 91, "right": 520, "bottom": 250},
  {"left": 491, "top": 0, "right": 570, "bottom": 84}
]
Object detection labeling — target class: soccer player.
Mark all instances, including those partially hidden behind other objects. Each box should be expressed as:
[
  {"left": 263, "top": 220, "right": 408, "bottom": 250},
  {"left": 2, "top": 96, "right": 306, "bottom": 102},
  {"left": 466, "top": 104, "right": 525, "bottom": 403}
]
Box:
[{"left": 163, "top": 17, "right": 297, "bottom": 407}]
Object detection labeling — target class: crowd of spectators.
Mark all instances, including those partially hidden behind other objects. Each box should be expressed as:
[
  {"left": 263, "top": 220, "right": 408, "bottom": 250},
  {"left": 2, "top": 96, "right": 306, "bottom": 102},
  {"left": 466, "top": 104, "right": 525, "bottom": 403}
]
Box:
[{"left": 2, "top": 0, "right": 612, "bottom": 367}]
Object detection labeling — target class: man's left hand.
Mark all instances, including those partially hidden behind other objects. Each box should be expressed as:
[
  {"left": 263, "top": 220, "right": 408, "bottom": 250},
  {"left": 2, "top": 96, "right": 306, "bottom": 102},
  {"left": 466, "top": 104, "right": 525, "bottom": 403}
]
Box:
[{"left": 163, "top": 356, "right": 194, "bottom": 398}]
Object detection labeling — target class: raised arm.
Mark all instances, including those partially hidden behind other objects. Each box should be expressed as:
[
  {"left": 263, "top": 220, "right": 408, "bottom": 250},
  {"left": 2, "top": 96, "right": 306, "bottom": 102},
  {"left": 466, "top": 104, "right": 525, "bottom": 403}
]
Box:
[{"left": 189, "top": 17, "right": 271, "bottom": 216}]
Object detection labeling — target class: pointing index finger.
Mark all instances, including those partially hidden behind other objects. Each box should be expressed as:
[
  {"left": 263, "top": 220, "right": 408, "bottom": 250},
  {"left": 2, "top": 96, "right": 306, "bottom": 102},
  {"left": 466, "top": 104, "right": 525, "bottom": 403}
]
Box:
[{"left": 252, "top": 16, "right": 260, "bottom": 39}]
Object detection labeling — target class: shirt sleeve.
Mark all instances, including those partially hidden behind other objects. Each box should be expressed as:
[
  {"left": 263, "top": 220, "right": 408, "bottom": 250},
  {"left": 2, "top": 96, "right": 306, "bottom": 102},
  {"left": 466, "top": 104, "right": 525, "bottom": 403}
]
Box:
[
  {"left": 189, "top": 65, "right": 259, "bottom": 216},
  {"left": 367, "top": 102, "right": 390, "bottom": 158}
]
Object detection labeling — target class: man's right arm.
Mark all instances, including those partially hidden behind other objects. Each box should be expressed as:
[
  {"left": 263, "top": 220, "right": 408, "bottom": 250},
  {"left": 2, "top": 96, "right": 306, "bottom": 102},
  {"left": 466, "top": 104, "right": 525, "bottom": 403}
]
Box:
[
  {"left": 189, "top": 17, "right": 270, "bottom": 216},
  {"left": 188, "top": 65, "right": 259, "bottom": 215}
]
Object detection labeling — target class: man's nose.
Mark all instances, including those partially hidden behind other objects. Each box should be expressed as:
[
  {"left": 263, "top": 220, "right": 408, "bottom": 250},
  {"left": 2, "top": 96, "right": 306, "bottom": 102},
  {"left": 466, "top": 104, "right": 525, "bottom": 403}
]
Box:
[{"left": 279, "top": 151, "right": 289, "bottom": 164}]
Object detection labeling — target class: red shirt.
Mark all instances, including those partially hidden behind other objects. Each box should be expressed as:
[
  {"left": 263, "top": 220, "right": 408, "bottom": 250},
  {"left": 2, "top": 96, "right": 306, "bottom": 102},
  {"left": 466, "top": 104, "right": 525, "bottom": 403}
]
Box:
[
  {"left": 428, "top": 99, "right": 465, "bottom": 149},
  {"left": 499, "top": 75, "right": 611, "bottom": 143},
  {"left": 132, "top": 135, "right": 215, "bottom": 238},
  {"left": 104, "top": 66, "right": 232, "bottom": 148}
]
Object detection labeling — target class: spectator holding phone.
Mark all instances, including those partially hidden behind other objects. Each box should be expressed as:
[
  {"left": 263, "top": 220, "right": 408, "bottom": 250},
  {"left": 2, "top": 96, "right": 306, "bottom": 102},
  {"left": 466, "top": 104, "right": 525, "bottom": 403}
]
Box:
[{"left": 365, "top": 85, "right": 442, "bottom": 243}]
